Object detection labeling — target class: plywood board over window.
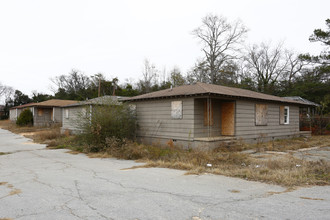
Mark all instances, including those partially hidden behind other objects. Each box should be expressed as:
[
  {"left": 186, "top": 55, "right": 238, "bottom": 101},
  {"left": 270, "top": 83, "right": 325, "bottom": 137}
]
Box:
[
  {"left": 204, "top": 100, "right": 213, "bottom": 126},
  {"left": 171, "top": 101, "right": 182, "bottom": 119},
  {"left": 37, "top": 109, "right": 43, "bottom": 116},
  {"left": 255, "top": 104, "right": 268, "bottom": 126},
  {"left": 221, "top": 102, "right": 235, "bottom": 135}
]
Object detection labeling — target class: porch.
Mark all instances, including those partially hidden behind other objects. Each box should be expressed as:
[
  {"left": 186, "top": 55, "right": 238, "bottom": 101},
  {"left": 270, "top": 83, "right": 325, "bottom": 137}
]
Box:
[{"left": 193, "top": 97, "right": 236, "bottom": 141}]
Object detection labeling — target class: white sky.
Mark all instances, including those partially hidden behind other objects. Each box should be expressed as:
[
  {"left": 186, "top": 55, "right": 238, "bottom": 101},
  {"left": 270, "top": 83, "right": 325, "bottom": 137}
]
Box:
[{"left": 0, "top": 0, "right": 328, "bottom": 98}]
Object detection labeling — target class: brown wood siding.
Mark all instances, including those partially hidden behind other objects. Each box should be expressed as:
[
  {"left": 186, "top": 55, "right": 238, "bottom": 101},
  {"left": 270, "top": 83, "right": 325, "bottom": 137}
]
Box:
[{"left": 235, "top": 100, "right": 300, "bottom": 140}]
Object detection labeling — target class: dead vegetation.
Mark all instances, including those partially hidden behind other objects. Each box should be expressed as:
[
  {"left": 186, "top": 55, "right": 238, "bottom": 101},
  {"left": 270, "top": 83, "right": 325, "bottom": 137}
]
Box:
[{"left": 1, "top": 119, "right": 329, "bottom": 187}]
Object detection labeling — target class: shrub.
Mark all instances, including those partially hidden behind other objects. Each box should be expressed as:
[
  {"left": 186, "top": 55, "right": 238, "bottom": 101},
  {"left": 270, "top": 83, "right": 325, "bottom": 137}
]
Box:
[
  {"left": 76, "top": 101, "right": 137, "bottom": 152},
  {"left": 16, "top": 109, "right": 33, "bottom": 126}
]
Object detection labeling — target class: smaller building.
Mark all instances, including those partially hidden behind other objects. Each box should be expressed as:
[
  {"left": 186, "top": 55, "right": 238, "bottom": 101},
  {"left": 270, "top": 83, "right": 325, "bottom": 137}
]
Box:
[
  {"left": 10, "top": 99, "right": 78, "bottom": 126},
  {"left": 61, "top": 96, "right": 122, "bottom": 134}
]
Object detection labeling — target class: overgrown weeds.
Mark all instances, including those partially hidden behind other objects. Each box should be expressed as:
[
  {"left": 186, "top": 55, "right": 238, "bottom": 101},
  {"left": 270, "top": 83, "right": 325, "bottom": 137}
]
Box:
[{"left": 70, "top": 136, "right": 329, "bottom": 187}]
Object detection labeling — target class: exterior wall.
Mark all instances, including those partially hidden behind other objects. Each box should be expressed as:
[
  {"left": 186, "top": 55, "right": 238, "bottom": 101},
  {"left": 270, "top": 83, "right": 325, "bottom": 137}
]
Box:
[
  {"left": 34, "top": 107, "right": 52, "bottom": 126},
  {"left": 135, "top": 98, "right": 194, "bottom": 142},
  {"left": 135, "top": 97, "right": 303, "bottom": 148},
  {"left": 53, "top": 107, "right": 62, "bottom": 123},
  {"left": 61, "top": 106, "right": 87, "bottom": 134},
  {"left": 9, "top": 109, "right": 17, "bottom": 121},
  {"left": 235, "top": 100, "right": 300, "bottom": 142}
]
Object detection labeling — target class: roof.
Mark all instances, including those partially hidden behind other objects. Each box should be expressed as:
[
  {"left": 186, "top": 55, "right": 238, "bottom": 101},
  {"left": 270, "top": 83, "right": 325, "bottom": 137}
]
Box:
[
  {"left": 10, "top": 102, "right": 36, "bottom": 109},
  {"left": 11, "top": 99, "right": 78, "bottom": 109},
  {"left": 63, "top": 96, "right": 122, "bottom": 108},
  {"left": 284, "top": 96, "right": 320, "bottom": 107},
  {"left": 126, "top": 82, "right": 310, "bottom": 106}
]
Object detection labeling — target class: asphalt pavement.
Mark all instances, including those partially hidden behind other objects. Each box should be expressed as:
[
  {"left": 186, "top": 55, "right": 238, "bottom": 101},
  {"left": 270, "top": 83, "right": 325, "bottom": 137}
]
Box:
[{"left": 0, "top": 128, "right": 329, "bottom": 220}]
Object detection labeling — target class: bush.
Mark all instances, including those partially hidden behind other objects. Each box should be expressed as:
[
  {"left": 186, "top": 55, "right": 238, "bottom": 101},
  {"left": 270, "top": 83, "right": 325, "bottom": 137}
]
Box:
[
  {"left": 76, "top": 101, "right": 137, "bottom": 152},
  {"left": 16, "top": 109, "right": 33, "bottom": 126}
]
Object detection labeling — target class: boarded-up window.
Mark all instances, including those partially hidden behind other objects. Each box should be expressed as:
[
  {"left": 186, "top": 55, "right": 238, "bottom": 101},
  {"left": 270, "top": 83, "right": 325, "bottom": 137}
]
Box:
[
  {"left": 280, "top": 106, "right": 290, "bottom": 125},
  {"left": 37, "top": 109, "right": 43, "bottom": 116},
  {"left": 65, "top": 109, "right": 69, "bottom": 119},
  {"left": 255, "top": 104, "right": 268, "bottom": 126},
  {"left": 204, "top": 100, "right": 214, "bottom": 126},
  {"left": 171, "top": 101, "right": 182, "bottom": 119}
]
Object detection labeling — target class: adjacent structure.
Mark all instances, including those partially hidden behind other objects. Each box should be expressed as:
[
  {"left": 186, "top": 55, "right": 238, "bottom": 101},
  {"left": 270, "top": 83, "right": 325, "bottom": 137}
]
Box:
[
  {"left": 126, "top": 82, "right": 314, "bottom": 148},
  {"left": 61, "top": 96, "right": 122, "bottom": 134},
  {"left": 10, "top": 99, "right": 78, "bottom": 126}
]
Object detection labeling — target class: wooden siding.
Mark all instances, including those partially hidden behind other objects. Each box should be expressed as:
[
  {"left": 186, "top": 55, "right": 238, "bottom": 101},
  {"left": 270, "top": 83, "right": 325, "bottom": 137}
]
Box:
[
  {"left": 9, "top": 109, "right": 17, "bottom": 121},
  {"left": 61, "top": 106, "right": 87, "bottom": 133},
  {"left": 136, "top": 98, "right": 194, "bottom": 140},
  {"left": 235, "top": 100, "right": 300, "bottom": 140},
  {"left": 53, "top": 107, "right": 62, "bottom": 123},
  {"left": 34, "top": 107, "right": 52, "bottom": 126}
]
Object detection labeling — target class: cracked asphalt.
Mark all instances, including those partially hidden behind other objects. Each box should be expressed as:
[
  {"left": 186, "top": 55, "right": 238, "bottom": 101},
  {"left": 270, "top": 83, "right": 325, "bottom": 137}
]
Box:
[{"left": 0, "top": 128, "right": 329, "bottom": 220}]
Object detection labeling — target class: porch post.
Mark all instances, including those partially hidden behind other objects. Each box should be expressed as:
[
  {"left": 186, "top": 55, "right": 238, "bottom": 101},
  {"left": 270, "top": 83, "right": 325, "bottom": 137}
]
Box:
[
  {"left": 53, "top": 107, "right": 55, "bottom": 122},
  {"left": 208, "top": 96, "right": 210, "bottom": 138}
]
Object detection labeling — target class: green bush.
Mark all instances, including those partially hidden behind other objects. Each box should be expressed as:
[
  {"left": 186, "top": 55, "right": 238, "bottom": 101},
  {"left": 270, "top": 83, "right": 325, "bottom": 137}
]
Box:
[
  {"left": 76, "top": 101, "right": 137, "bottom": 152},
  {"left": 16, "top": 109, "right": 33, "bottom": 126}
]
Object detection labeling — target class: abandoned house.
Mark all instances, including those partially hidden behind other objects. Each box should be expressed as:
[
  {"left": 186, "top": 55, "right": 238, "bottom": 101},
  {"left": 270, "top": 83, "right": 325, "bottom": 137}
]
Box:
[
  {"left": 61, "top": 96, "right": 122, "bottom": 134},
  {"left": 10, "top": 99, "right": 78, "bottom": 126},
  {"left": 126, "top": 82, "right": 314, "bottom": 148}
]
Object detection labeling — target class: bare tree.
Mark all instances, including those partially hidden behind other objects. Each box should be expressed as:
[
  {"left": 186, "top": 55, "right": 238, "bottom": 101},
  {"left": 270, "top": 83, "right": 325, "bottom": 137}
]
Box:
[
  {"left": 243, "top": 42, "right": 289, "bottom": 94},
  {"left": 192, "top": 14, "right": 248, "bottom": 84},
  {"left": 51, "top": 69, "right": 91, "bottom": 99},
  {"left": 0, "top": 82, "right": 13, "bottom": 103},
  {"left": 284, "top": 51, "right": 310, "bottom": 90},
  {"left": 139, "top": 59, "right": 158, "bottom": 93}
]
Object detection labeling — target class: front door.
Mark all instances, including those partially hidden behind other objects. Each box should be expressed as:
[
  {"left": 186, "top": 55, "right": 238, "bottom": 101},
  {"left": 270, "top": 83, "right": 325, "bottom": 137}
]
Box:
[{"left": 221, "top": 102, "right": 235, "bottom": 136}]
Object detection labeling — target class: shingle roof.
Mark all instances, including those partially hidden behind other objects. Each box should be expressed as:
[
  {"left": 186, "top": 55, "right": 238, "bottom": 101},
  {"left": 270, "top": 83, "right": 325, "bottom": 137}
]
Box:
[
  {"left": 284, "top": 96, "right": 320, "bottom": 107},
  {"left": 126, "top": 82, "right": 310, "bottom": 105},
  {"left": 63, "top": 96, "right": 122, "bottom": 108},
  {"left": 11, "top": 99, "right": 78, "bottom": 109},
  {"left": 10, "top": 102, "right": 36, "bottom": 109}
]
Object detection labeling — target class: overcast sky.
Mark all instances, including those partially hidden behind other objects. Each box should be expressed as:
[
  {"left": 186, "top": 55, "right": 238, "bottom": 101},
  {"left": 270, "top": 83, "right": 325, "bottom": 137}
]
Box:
[{"left": 0, "top": 0, "right": 328, "bottom": 98}]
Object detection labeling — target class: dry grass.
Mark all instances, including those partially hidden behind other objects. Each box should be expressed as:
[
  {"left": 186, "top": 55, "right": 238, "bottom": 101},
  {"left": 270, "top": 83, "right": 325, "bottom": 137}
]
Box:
[
  {"left": 251, "top": 136, "right": 330, "bottom": 152},
  {"left": 0, "top": 120, "right": 64, "bottom": 147},
  {"left": 9, "top": 189, "right": 22, "bottom": 196},
  {"left": 112, "top": 140, "right": 330, "bottom": 187}
]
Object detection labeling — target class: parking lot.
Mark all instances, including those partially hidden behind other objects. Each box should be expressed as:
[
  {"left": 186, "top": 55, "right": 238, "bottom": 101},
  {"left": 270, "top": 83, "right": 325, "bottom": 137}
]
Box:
[{"left": 0, "top": 128, "right": 329, "bottom": 220}]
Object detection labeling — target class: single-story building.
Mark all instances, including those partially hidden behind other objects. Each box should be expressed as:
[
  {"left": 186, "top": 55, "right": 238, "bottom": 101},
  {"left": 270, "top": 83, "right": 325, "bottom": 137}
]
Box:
[
  {"left": 126, "top": 82, "right": 314, "bottom": 148},
  {"left": 61, "top": 96, "right": 122, "bottom": 134},
  {"left": 10, "top": 99, "right": 78, "bottom": 126}
]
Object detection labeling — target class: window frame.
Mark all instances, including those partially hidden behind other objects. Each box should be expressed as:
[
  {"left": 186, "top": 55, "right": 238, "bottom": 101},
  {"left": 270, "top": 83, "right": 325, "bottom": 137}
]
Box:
[{"left": 65, "top": 109, "right": 69, "bottom": 119}]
